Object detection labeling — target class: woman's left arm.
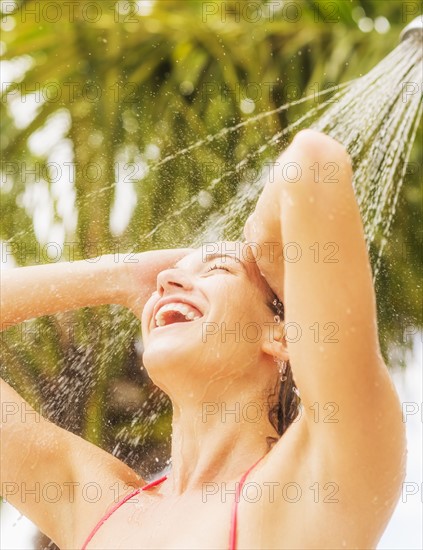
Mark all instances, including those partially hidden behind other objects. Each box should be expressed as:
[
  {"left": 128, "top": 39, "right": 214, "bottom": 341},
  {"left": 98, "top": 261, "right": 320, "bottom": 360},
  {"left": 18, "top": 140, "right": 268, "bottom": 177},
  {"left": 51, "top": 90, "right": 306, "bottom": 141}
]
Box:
[{"left": 244, "top": 130, "right": 406, "bottom": 492}]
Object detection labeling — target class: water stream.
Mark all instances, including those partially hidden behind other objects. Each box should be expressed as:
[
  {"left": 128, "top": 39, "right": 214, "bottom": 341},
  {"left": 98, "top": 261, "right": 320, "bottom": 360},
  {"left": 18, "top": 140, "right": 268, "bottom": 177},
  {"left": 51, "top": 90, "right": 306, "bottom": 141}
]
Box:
[
  {"left": 108, "top": 31, "right": 423, "bottom": 470},
  {"left": 188, "top": 35, "right": 422, "bottom": 284}
]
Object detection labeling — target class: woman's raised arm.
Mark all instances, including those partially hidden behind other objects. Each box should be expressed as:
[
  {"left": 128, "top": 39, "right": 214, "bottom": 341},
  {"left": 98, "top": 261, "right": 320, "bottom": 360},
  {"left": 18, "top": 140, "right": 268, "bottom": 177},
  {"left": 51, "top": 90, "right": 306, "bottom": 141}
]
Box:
[
  {"left": 244, "top": 130, "right": 406, "bottom": 518},
  {"left": 0, "top": 248, "right": 193, "bottom": 328},
  {"left": 0, "top": 246, "right": 192, "bottom": 548}
]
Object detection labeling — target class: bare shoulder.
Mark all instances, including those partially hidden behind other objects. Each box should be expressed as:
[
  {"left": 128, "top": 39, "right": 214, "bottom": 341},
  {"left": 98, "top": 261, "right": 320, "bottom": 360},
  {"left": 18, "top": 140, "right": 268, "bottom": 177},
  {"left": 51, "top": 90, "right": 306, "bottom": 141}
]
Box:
[
  {"left": 259, "top": 373, "right": 406, "bottom": 540},
  {"left": 62, "top": 428, "right": 144, "bottom": 548},
  {"left": 0, "top": 379, "right": 143, "bottom": 549}
]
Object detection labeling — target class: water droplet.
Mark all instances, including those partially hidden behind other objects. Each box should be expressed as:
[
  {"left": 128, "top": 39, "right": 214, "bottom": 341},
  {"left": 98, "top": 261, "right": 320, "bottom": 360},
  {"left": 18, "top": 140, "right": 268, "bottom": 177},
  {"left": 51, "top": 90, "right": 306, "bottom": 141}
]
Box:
[
  {"left": 197, "top": 190, "right": 213, "bottom": 209},
  {"left": 240, "top": 98, "right": 255, "bottom": 114},
  {"left": 180, "top": 80, "right": 194, "bottom": 96}
]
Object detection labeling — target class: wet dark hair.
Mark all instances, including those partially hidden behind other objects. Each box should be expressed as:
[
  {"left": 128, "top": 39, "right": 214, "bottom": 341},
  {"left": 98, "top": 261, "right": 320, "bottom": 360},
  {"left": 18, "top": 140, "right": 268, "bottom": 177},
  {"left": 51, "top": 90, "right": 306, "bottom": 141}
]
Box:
[{"left": 266, "top": 295, "right": 301, "bottom": 445}]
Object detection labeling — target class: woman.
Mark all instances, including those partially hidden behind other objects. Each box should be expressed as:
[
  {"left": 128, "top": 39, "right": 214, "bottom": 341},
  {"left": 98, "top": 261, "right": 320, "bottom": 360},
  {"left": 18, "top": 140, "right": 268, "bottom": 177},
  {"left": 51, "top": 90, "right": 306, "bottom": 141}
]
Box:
[{"left": 1, "top": 130, "right": 406, "bottom": 549}]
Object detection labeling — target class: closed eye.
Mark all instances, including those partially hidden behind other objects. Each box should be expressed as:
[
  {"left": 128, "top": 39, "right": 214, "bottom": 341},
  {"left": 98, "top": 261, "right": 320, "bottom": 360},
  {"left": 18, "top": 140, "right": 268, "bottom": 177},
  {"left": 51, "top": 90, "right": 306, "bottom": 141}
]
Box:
[{"left": 206, "top": 264, "right": 231, "bottom": 273}]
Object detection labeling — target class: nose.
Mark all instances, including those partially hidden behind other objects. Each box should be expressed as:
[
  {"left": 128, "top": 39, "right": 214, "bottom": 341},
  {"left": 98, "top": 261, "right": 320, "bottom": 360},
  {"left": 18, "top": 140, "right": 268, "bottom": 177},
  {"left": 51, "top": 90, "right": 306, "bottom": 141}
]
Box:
[{"left": 156, "top": 268, "right": 194, "bottom": 294}]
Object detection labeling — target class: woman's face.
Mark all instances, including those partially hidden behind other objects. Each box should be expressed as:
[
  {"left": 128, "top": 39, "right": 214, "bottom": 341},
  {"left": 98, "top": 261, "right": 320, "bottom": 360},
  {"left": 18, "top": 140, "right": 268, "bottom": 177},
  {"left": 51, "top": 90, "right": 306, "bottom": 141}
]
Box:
[{"left": 141, "top": 241, "right": 279, "bottom": 394}]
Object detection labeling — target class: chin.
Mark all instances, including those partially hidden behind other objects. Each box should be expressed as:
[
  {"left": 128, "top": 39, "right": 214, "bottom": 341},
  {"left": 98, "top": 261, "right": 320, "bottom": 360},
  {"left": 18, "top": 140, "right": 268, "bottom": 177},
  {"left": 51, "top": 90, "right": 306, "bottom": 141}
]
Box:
[
  {"left": 142, "top": 328, "right": 195, "bottom": 382},
  {"left": 142, "top": 326, "right": 222, "bottom": 390}
]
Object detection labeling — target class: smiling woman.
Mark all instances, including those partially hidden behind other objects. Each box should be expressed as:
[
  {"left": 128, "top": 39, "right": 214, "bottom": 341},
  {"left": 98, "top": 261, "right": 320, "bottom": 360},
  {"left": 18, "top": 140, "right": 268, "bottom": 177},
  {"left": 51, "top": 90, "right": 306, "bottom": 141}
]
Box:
[
  {"left": 0, "top": 130, "right": 406, "bottom": 550},
  {"left": 143, "top": 244, "right": 301, "bottom": 444}
]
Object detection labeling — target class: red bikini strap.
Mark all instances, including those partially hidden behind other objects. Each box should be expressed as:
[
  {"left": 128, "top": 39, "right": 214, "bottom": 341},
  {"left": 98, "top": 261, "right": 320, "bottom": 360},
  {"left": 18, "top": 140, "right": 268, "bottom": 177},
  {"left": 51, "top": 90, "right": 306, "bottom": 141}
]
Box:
[
  {"left": 81, "top": 475, "right": 167, "bottom": 550},
  {"left": 142, "top": 474, "right": 168, "bottom": 490},
  {"left": 228, "top": 456, "right": 266, "bottom": 550}
]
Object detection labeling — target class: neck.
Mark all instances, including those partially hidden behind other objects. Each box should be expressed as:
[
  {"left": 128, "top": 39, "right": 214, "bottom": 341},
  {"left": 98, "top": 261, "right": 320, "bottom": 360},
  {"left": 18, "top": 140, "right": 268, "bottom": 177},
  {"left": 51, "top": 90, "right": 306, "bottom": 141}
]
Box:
[{"left": 164, "top": 387, "right": 278, "bottom": 495}]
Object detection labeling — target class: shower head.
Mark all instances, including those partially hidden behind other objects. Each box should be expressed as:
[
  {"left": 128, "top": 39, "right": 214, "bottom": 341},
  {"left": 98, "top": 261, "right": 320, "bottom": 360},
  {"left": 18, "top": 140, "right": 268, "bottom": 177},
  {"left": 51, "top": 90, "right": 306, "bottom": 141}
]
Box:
[{"left": 400, "top": 15, "right": 423, "bottom": 42}]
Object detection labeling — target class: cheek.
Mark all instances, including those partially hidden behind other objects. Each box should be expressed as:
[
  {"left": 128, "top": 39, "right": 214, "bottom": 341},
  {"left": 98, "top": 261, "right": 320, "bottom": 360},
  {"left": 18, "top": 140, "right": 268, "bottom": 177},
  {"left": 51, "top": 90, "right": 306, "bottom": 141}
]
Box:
[
  {"left": 141, "top": 294, "right": 158, "bottom": 332},
  {"left": 140, "top": 309, "right": 150, "bottom": 335},
  {"left": 223, "top": 287, "right": 264, "bottom": 322}
]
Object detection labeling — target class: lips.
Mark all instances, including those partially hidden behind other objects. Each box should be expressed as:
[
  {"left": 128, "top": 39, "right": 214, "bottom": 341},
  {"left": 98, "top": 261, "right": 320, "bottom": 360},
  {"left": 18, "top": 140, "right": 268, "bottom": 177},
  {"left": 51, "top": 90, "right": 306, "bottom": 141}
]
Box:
[{"left": 152, "top": 296, "right": 205, "bottom": 329}]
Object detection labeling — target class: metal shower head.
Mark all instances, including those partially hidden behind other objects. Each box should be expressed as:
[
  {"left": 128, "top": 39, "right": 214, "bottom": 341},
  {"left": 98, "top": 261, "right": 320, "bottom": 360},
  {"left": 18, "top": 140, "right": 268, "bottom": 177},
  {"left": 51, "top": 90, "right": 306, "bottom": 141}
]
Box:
[{"left": 400, "top": 15, "right": 423, "bottom": 42}]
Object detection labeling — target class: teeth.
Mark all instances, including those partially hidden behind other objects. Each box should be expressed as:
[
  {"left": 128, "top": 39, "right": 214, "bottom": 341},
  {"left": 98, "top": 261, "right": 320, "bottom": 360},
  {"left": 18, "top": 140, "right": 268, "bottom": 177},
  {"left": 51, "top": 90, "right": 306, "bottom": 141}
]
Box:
[{"left": 154, "top": 302, "right": 202, "bottom": 327}]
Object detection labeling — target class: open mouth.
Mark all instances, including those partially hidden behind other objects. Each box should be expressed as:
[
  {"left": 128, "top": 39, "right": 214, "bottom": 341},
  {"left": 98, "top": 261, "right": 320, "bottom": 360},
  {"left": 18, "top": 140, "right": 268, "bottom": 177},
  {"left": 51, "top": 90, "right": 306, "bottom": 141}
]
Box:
[{"left": 154, "top": 301, "right": 203, "bottom": 328}]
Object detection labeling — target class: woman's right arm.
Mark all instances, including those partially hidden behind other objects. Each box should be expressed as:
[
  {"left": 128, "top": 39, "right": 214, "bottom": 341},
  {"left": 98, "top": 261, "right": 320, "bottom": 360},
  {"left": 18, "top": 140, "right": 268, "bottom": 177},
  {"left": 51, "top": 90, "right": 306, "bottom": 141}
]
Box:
[
  {"left": 1, "top": 248, "right": 194, "bottom": 327},
  {"left": 0, "top": 247, "right": 193, "bottom": 548}
]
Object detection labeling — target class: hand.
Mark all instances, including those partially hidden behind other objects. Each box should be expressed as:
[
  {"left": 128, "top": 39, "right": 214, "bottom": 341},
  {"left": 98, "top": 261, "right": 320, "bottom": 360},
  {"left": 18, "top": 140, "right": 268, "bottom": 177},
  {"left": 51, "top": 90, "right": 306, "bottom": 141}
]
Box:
[
  {"left": 243, "top": 129, "right": 351, "bottom": 301},
  {"left": 242, "top": 175, "right": 284, "bottom": 299},
  {"left": 119, "top": 248, "right": 195, "bottom": 317},
  {"left": 243, "top": 214, "right": 285, "bottom": 300}
]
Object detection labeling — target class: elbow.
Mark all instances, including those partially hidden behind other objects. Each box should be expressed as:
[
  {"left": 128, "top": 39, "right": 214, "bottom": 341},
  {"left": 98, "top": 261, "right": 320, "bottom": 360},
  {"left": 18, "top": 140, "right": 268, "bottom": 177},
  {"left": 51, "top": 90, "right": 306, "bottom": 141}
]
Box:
[
  {"left": 291, "top": 129, "right": 352, "bottom": 164},
  {"left": 285, "top": 129, "right": 353, "bottom": 188}
]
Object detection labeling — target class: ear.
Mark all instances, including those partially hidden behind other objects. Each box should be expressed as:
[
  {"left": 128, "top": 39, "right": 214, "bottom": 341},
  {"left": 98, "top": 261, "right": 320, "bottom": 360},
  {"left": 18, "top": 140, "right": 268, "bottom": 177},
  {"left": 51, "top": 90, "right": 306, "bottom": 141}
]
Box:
[{"left": 261, "top": 324, "right": 289, "bottom": 362}]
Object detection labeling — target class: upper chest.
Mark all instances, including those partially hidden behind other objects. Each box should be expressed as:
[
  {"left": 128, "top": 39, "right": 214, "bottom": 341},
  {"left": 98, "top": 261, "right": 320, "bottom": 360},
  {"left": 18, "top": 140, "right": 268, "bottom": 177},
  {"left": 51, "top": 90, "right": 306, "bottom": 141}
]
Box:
[{"left": 80, "top": 470, "right": 359, "bottom": 550}]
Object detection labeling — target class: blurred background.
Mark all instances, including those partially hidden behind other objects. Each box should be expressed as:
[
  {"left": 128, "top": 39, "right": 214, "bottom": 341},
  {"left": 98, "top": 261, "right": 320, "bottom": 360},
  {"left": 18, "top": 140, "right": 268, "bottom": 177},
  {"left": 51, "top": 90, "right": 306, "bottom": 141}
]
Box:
[{"left": 0, "top": 0, "right": 421, "bottom": 548}]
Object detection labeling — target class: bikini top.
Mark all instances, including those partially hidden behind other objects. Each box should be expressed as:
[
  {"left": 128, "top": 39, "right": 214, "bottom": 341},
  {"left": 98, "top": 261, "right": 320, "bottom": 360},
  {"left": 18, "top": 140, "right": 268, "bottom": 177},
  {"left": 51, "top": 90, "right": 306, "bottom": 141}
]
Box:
[{"left": 81, "top": 455, "right": 265, "bottom": 550}]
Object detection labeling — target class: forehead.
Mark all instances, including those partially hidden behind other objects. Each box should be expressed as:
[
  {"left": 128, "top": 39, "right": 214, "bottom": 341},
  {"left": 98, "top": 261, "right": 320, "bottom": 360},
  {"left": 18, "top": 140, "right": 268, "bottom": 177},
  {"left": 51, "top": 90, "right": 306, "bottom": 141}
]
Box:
[{"left": 178, "top": 241, "right": 253, "bottom": 265}]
